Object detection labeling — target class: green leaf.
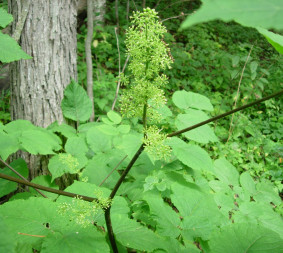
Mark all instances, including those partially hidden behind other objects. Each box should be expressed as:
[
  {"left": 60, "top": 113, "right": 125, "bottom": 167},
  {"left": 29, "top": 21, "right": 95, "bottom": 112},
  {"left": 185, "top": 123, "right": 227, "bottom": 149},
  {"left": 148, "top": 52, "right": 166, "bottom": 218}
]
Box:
[
  {"left": 0, "top": 131, "right": 19, "bottom": 160},
  {"left": 47, "top": 121, "right": 77, "bottom": 138},
  {"left": 172, "top": 90, "right": 213, "bottom": 111},
  {"left": 0, "top": 8, "right": 13, "bottom": 28},
  {"left": 0, "top": 214, "right": 16, "bottom": 253},
  {"left": 240, "top": 172, "right": 257, "bottom": 195},
  {"left": 257, "top": 27, "right": 283, "bottom": 54},
  {"left": 143, "top": 192, "right": 181, "bottom": 237},
  {"left": 20, "top": 129, "right": 61, "bottom": 155},
  {"left": 48, "top": 153, "right": 80, "bottom": 181},
  {"left": 0, "top": 158, "right": 28, "bottom": 198},
  {"left": 4, "top": 120, "right": 36, "bottom": 136},
  {"left": 117, "top": 124, "right": 131, "bottom": 134},
  {"left": 107, "top": 110, "right": 122, "bottom": 124},
  {"left": 82, "top": 153, "right": 120, "bottom": 188},
  {"left": 171, "top": 183, "right": 225, "bottom": 240},
  {"left": 0, "top": 198, "right": 58, "bottom": 247},
  {"left": 114, "top": 133, "right": 143, "bottom": 158},
  {"left": 234, "top": 202, "right": 283, "bottom": 236},
  {"left": 250, "top": 61, "right": 258, "bottom": 73},
  {"left": 3, "top": 120, "right": 61, "bottom": 155},
  {"left": 181, "top": 0, "right": 283, "bottom": 30},
  {"left": 30, "top": 175, "right": 59, "bottom": 199},
  {"left": 175, "top": 110, "right": 218, "bottom": 144},
  {"left": 208, "top": 223, "right": 283, "bottom": 253},
  {"left": 86, "top": 127, "right": 112, "bottom": 153},
  {"left": 0, "top": 32, "right": 31, "bottom": 63},
  {"left": 0, "top": 197, "right": 109, "bottom": 252},
  {"left": 213, "top": 158, "right": 239, "bottom": 186},
  {"left": 112, "top": 214, "right": 166, "bottom": 252},
  {"left": 61, "top": 81, "right": 92, "bottom": 122},
  {"left": 168, "top": 137, "right": 213, "bottom": 172},
  {"left": 41, "top": 230, "right": 109, "bottom": 253},
  {"left": 97, "top": 124, "right": 119, "bottom": 135},
  {"left": 65, "top": 136, "right": 88, "bottom": 168}
]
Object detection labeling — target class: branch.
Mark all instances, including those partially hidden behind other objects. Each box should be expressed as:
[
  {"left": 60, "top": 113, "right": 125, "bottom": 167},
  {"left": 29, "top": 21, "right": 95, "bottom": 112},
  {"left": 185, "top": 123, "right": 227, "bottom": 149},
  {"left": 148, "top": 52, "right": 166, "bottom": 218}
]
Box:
[
  {"left": 168, "top": 89, "right": 283, "bottom": 137},
  {"left": 111, "top": 54, "right": 130, "bottom": 110},
  {"left": 86, "top": 0, "right": 95, "bottom": 121},
  {"left": 0, "top": 158, "right": 47, "bottom": 198},
  {"left": 99, "top": 155, "right": 128, "bottom": 186},
  {"left": 226, "top": 45, "right": 253, "bottom": 143},
  {"left": 0, "top": 172, "right": 98, "bottom": 203}
]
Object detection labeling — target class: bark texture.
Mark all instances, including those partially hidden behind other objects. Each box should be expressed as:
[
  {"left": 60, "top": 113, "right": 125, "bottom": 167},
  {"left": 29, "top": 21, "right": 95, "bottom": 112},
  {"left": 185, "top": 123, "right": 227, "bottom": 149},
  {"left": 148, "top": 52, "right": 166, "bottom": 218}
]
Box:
[
  {"left": 8, "top": 0, "right": 78, "bottom": 178},
  {"left": 9, "top": 0, "right": 78, "bottom": 128}
]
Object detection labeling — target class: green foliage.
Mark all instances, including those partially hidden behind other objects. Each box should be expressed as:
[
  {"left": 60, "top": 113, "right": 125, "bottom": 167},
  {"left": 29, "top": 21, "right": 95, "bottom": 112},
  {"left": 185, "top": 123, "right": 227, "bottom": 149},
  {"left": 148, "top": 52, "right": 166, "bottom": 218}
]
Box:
[
  {"left": 61, "top": 80, "right": 93, "bottom": 122},
  {"left": 0, "top": 8, "right": 31, "bottom": 63},
  {"left": 0, "top": 158, "right": 28, "bottom": 198},
  {"left": 181, "top": 0, "right": 283, "bottom": 55},
  {"left": 181, "top": 0, "right": 283, "bottom": 30},
  {"left": 0, "top": 5, "right": 282, "bottom": 253}
]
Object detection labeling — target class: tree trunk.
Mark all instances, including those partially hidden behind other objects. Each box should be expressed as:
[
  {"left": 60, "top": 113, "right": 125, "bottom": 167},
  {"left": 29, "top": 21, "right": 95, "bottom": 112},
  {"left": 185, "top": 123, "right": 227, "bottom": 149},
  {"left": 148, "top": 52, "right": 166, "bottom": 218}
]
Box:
[
  {"left": 78, "top": 0, "right": 106, "bottom": 25},
  {"left": 8, "top": 0, "right": 78, "bottom": 178}
]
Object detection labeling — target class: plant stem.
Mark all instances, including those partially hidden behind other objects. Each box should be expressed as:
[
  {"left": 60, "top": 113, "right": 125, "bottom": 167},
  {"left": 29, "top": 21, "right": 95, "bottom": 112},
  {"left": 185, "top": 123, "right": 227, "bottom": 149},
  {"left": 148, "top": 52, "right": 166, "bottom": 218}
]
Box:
[
  {"left": 168, "top": 89, "right": 283, "bottom": 137},
  {"left": 0, "top": 158, "right": 47, "bottom": 198},
  {"left": 104, "top": 144, "right": 144, "bottom": 252}
]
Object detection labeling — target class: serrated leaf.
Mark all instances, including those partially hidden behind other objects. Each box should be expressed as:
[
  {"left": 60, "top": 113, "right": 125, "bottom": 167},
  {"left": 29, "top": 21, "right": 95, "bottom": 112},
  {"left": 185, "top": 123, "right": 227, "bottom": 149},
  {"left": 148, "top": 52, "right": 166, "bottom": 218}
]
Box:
[
  {"left": 181, "top": 0, "right": 283, "bottom": 30},
  {"left": 240, "top": 172, "right": 257, "bottom": 195},
  {"left": 208, "top": 223, "right": 283, "bottom": 253},
  {"left": 0, "top": 197, "right": 109, "bottom": 252},
  {"left": 48, "top": 153, "right": 80, "bottom": 181},
  {"left": 41, "top": 230, "right": 109, "bottom": 253},
  {"left": 0, "top": 158, "right": 28, "bottom": 198},
  {"left": 86, "top": 127, "right": 112, "bottom": 153},
  {"left": 172, "top": 90, "right": 213, "bottom": 111},
  {"left": 114, "top": 133, "right": 143, "bottom": 158},
  {"left": 213, "top": 158, "right": 239, "bottom": 186},
  {"left": 20, "top": 129, "right": 61, "bottom": 155},
  {"left": 171, "top": 183, "right": 225, "bottom": 240},
  {"left": 0, "top": 8, "right": 13, "bottom": 28},
  {"left": 30, "top": 175, "right": 59, "bottom": 199},
  {"left": 0, "top": 214, "right": 16, "bottom": 253},
  {"left": 0, "top": 198, "right": 58, "bottom": 247},
  {"left": 4, "top": 120, "right": 36, "bottom": 136},
  {"left": 82, "top": 154, "right": 120, "bottom": 188},
  {"left": 3, "top": 120, "right": 61, "bottom": 155},
  {"left": 0, "top": 32, "right": 31, "bottom": 63},
  {"left": 234, "top": 202, "right": 283, "bottom": 236},
  {"left": 168, "top": 137, "right": 213, "bottom": 172},
  {"left": 112, "top": 214, "right": 166, "bottom": 252},
  {"left": 143, "top": 193, "right": 181, "bottom": 237},
  {"left": 175, "top": 110, "right": 218, "bottom": 144},
  {"left": 117, "top": 124, "right": 131, "bottom": 134},
  {"left": 47, "top": 121, "right": 77, "bottom": 138},
  {"left": 0, "top": 131, "right": 19, "bottom": 160},
  {"left": 107, "top": 110, "right": 122, "bottom": 124},
  {"left": 65, "top": 136, "right": 88, "bottom": 168},
  {"left": 61, "top": 81, "right": 92, "bottom": 122},
  {"left": 97, "top": 124, "right": 119, "bottom": 135}
]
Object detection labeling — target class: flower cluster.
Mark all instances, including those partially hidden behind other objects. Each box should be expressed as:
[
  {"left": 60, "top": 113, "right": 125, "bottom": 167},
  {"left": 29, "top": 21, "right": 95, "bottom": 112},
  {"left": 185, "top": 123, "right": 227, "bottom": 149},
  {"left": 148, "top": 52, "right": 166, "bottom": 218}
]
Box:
[
  {"left": 58, "top": 190, "right": 111, "bottom": 228},
  {"left": 120, "top": 8, "right": 173, "bottom": 120},
  {"left": 120, "top": 8, "right": 173, "bottom": 160},
  {"left": 143, "top": 125, "right": 171, "bottom": 161}
]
